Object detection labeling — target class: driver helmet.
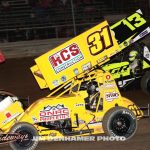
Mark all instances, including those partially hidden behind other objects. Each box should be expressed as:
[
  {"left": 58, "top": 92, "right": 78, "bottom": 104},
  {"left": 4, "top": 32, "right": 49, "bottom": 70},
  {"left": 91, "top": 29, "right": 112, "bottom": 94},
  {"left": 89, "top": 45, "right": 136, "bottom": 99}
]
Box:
[
  {"left": 129, "top": 50, "right": 138, "bottom": 62},
  {"left": 87, "top": 82, "right": 97, "bottom": 95}
]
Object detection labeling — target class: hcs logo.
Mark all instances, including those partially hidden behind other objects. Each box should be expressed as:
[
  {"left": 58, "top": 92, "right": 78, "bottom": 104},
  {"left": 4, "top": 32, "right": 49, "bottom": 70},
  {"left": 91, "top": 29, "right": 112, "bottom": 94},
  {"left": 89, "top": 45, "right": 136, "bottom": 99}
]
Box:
[{"left": 49, "top": 43, "right": 84, "bottom": 74}]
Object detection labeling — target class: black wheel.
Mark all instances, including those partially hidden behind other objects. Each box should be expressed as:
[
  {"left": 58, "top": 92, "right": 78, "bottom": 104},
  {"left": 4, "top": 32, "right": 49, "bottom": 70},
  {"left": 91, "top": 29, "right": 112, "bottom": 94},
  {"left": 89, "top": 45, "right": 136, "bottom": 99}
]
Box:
[
  {"left": 0, "top": 90, "right": 16, "bottom": 101},
  {"left": 141, "top": 71, "right": 150, "bottom": 95},
  {"left": 9, "top": 122, "right": 39, "bottom": 150},
  {"left": 103, "top": 107, "right": 137, "bottom": 139}
]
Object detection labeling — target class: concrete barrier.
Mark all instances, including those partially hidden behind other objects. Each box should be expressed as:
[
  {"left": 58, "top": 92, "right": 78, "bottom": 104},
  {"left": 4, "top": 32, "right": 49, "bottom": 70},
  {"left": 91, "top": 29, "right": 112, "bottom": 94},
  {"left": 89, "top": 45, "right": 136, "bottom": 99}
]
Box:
[
  {"left": 0, "top": 38, "right": 70, "bottom": 58},
  {"left": 0, "top": 35, "right": 150, "bottom": 59}
]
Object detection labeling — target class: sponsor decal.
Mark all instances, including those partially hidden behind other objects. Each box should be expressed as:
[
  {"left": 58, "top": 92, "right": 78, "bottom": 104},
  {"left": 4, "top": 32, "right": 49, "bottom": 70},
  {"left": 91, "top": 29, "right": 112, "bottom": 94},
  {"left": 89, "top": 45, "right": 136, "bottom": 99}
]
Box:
[
  {"left": 61, "top": 76, "right": 67, "bottom": 82},
  {"left": 3, "top": 112, "right": 20, "bottom": 124},
  {"left": 118, "top": 78, "right": 135, "bottom": 88},
  {"left": 74, "top": 68, "right": 79, "bottom": 75},
  {"left": 105, "top": 79, "right": 114, "bottom": 84},
  {"left": 89, "top": 118, "right": 97, "bottom": 124},
  {"left": 106, "top": 75, "right": 111, "bottom": 80},
  {"left": 74, "top": 119, "right": 85, "bottom": 125},
  {"left": 82, "top": 62, "right": 92, "bottom": 71},
  {"left": 5, "top": 112, "right": 11, "bottom": 118},
  {"left": 97, "top": 56, "right": 108, "bottom": 64},
  {"left": 105, "top": 91, "right": 119, "bottom": 101},
  {"left": 122, "top": 110, "right": 136, "bottom": 119},
  {"left": 104, "top": 84, "right": 116, "bottom": 88},
  {"left": 40, "top": 104, "right": 70, "bottom": 122},
  {"left": 89, "top": 119, "right": 102, "bottom": 126},
  {"left": 0, "top": 133, "right": 28, "bottom": 144},
  {"left": 139, "top": 29, "right": 149, "bottom": 38},
  {"left": 110, "top": 50, "right": 119, "bottom": 57},
  {"left": 52, "top": 80, "right": 59, "bottom": 87},
  {"left": 109, "top": 65, "right": 129, "bottom": 75},
  {"left": 75, "top": 104, "right": 84, "bottom": 107},
  {"left": 32, "top": 116, "right": 38, "bottom": 123},
  {"left": 89, "top": 122, "right": 102, "bottom": 127},
  {"left": 64, "top": 82, "right": 72, "bottom": 89},
  {"left": 49, "top": 43, "right": 84, "bottom": 74}
]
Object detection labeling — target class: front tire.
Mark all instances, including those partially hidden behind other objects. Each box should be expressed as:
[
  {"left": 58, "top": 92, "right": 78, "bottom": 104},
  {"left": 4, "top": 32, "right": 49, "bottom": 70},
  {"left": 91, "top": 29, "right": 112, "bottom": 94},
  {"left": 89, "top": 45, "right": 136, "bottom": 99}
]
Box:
[
  {"left": 102, "top": 107, "right": 137, "bottom": 139},
  {"left": 9, "top": 122, "right": 39, "bottom": 150}
]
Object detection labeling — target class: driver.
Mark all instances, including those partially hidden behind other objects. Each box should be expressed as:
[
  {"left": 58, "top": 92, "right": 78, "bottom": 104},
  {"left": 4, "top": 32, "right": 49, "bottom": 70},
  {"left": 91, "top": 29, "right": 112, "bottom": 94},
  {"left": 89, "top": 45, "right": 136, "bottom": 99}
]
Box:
[
  {"left": 85, "top": 82, "right": 100, "bottom": 111},
  {"left": 129, "top": 50, "right": 141, "bottom": 74}
]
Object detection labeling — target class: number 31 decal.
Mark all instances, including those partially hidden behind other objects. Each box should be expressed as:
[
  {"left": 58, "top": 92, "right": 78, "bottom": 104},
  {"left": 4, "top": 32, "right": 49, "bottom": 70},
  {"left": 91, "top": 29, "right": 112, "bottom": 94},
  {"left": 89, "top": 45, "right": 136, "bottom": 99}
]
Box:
[{"left": 87, "top": 26, "right": 113, "bottom": 55}]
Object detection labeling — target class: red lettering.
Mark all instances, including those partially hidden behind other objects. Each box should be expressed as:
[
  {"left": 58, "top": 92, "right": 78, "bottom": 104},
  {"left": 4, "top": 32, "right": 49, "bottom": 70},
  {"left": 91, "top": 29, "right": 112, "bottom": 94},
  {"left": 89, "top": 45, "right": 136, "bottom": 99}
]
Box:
[
  {"left": 40, "top": 111, "right": 46, "bottom": 117},
  {"left": 47, "top": 111, "right": 54, "bottom": 115},
  {"left": 40, "top": 117, "right": 46, "bottom": 121},
  {"left": 60, "top": 50, "right": 70, "bottom": 61},
  {"left": 62, "top": 109, "right": 69, "bottom": 114},
  {"left": 49, "top": 44, "right": 81, "bottom": 68},
  {"left": 50, "top": 115, "right": 55, "bottom": 120},
  {"left": 50, "top": 56, "right": 62, "bottom": 67},
  {"left": 69, "top": 44, "right": 79, "bottom": 56},
  {"left": 54, "top": 109, "right": 62, "bottom": 115}
]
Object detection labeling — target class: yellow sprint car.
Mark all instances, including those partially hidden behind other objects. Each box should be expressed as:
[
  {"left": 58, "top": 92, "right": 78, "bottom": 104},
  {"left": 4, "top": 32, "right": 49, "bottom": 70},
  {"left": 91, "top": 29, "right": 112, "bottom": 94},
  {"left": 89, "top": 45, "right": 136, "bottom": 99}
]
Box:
[
  {"left": 0, "top": 70, "right": 143, "bottom": 150},
  {"left": 0, "top": 10, "right": 147, "bottom": 150}
]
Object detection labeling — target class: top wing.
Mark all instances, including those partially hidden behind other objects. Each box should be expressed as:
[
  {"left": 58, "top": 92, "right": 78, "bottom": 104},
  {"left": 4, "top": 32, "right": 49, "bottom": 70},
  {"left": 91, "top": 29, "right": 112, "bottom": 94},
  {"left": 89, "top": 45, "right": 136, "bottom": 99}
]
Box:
[
  {"left": 31, "top": 9, "right": 150, "bottom": 90},
  {"left": 111, "top": 9, "right": 150, "bottom": 51},
  {"left": 32, "top": 21, "right": 119, "bottom": 90}
]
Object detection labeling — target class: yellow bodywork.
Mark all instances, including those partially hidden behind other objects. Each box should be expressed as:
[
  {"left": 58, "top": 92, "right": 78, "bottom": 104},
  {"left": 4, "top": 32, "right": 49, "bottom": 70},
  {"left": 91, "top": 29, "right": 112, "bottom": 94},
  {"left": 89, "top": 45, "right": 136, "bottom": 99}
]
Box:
[
  {"left": 0, "top": 71, "right": 143, "bottom": 140},
  {"left": 31, "top": 21, "right": 119, "bottom": 90},
  {"left": 0, "top": 12, "right": 144, "bottom": 141}
]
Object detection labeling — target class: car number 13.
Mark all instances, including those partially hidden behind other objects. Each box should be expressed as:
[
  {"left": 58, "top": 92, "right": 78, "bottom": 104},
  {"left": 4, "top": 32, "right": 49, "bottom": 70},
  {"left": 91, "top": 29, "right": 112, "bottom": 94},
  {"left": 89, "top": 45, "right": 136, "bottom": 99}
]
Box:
[{"left": 123, "top": 12, "right": 146, "bottom": 31}]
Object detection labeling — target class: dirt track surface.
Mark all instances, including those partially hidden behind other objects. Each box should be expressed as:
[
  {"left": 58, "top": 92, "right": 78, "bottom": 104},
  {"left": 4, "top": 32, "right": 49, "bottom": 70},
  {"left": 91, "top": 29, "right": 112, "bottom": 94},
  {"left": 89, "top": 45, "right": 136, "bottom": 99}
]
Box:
[{"left": 0, "top": 57, "right": 150, "bottom": 150}]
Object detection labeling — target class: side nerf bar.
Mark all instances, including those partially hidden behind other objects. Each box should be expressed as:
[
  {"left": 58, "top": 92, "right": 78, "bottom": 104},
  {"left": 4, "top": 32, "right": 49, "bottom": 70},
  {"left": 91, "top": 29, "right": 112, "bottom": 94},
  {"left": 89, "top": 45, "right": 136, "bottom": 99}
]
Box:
[
  {"left": 128, "top": 104, "right": 150, "bottom": 118},
  {"left": 139, "top": 104, "right": 150, "bottom": 118}
]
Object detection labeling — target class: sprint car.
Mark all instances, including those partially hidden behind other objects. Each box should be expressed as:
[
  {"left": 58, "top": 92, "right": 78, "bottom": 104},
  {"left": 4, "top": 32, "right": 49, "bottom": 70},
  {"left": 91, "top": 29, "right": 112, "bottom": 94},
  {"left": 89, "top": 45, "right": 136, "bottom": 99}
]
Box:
[
  {"left": 0, "top": 71, "right": 143, "bottom": 150},
  {"left": 30, "top": 9, "right": 150, "bottom": 91},
  {"left": 102, "top": 42, "right": 150, "bottom": 94},
  {"left": 0, "top": 10, "right": 148, "bottom": 150}
]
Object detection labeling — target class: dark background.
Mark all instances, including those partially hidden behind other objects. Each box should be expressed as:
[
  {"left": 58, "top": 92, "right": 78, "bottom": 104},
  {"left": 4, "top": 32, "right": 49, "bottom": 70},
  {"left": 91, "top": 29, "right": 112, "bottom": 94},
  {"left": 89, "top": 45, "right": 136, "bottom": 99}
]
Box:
[
  {"left": 0, "top": 0, "right": 150, "bottom": 42},
  {"left": 0, "top": 0, "right": 150, "bottom": 149}
]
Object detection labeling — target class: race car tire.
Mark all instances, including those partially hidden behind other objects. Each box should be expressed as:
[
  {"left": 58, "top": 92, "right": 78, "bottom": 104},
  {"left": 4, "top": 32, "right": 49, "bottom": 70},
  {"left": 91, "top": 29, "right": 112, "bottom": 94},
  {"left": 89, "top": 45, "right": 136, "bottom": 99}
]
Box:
[
  {"left": 9, "top": 122, "right": 39, "bottom": 150},
  {"left": 0, "top": 90, "right": 16, "bottom": 101},
  {"left": 141, "top": 71, "right": 150, "bottom": 95},
  {"left": 0, "top": 90, "right": 16, "bottom": 96},
  {"left": 102, "top": 107, "right": 137, "bottom": 139}
]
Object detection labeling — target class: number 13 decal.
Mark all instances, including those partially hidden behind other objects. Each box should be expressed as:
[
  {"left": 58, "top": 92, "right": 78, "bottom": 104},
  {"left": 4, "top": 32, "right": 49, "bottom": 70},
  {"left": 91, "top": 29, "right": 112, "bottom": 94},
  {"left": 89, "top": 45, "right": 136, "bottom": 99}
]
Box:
[
  {"left": 87, "top": 26, "right": 113, "bottom": 56},
  {"left": 123, "top": 13, "right": 146, "bottom": 31}
]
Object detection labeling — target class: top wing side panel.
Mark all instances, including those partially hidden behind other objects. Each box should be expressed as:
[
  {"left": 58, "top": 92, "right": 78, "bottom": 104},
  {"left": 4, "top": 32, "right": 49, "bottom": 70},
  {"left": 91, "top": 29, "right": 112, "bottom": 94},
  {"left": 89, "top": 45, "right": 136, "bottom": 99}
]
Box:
[
  {"left": 35, "top": 21, "right": 119, "bottom": 90},
  {"left": 111, "top": 9, "right": 150, "bottom": 51}
]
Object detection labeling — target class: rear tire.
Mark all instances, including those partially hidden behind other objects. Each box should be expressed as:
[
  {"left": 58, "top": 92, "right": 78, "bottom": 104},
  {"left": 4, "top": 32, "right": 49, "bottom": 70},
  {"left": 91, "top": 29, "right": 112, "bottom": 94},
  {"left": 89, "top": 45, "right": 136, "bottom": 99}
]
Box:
[
  {"left": 102, "top": 107, "right": 137, "bottom": 139},
  {"left": 9, "top": 122, "right": 39, "bottom": 150},
  {"left": 141, "top": 71, "right": 150, "bottom": 95}
]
